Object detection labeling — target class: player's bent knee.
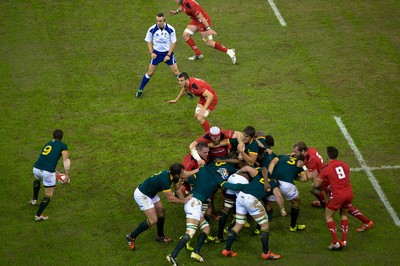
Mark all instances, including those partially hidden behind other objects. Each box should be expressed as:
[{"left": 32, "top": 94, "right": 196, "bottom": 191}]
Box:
[
  {"left": 224, "top": 199, "right": 235, "bottom": 209},
  {"left": 186, "top": 223, "right": 198, "bottom": 238},
  {"left": 184, "top": 28, "right": 194, "bottom": 36},
  {"left": 255, "top": 215, "right": 268, "bottom": 225},
  {"left": 199, "top": 220, "right": 209, "bottom": 231},
  {"left": 149, "top": 217, "right": 158, "bottom": 226},
  {"left": 235, "top": 214, "right": 247, "bottom": 224}
]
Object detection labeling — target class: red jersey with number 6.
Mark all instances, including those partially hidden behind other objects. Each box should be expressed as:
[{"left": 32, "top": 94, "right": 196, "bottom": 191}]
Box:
[
  {"left": 304, "top": 147, "right": 325, "bottom": 174},
  {"left": 187, "top": 77, "right": 218, "bottom": 110},
  {"left": 181, "top": 0, "right": 210, "bottom": 22}
]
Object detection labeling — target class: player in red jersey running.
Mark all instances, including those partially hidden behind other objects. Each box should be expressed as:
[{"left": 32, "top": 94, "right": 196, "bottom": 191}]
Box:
[
  {"left": 170, "top": 0, "right": 236, "bottom": 64},
  {"left": 167, "top": 72, "right": 218, "bottom": 131},
  {"left": 314, "top": 146, "right": 353, "bottom": 250}
]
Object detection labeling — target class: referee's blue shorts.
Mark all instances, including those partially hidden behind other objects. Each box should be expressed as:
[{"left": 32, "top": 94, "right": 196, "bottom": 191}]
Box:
[{"left": 150, "top": 51, "right": 176, "bottom": 66}]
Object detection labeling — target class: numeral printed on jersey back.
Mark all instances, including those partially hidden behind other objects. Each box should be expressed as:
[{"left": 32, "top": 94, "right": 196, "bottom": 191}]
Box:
[
  {"left": 335, "top": 166, "right": 346, "bottom": 179},
  {"left": 41, "top": 145, "right": 52, "bottom": 155}
]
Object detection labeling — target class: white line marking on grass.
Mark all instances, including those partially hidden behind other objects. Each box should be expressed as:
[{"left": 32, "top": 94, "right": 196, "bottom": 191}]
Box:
[
  {"left": 334, "top": 116, "right": 400, "bottom": 226},
  {"left": 351, "top": 165, "right": 400, "bottom": 172},
  {"left": 268, "top": 0, "right": 287, "bottom": 27}
]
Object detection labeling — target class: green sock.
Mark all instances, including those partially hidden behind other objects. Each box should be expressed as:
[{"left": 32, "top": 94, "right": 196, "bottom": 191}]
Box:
[
  {"left": 36, "top": 196, "right": 51, "bottom": 216},
  {"left": 225, "top": 230, "right": 237, "bottom": 251},
  {"left": 156, "top": 216, "right": 165, "bottom": 237},
  {"left": 194, "top": 232, "right": 207, "bottom": 253},
  {"left": 260, "top": 230, "right": 270, "bottom": 254},
  {"left": 171, "top": 233, "right": 190, "bottom": 258},
  {"left": 33, "top": 180, "right": 40, "bottom": 201},
  {"left": 290, "top": 207, "right": 300, "bottom": 228},
  {"left": 130, "top": 219, "right": 150, "bottom": 239}
]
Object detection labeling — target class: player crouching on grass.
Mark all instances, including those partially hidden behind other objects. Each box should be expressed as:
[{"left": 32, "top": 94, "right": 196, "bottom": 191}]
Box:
[
  {"left": 30, "top": 129, "right": 70, "bottom": 221},
  {"left": 126, "top": 163, "right": 191, "bottom": 250}
]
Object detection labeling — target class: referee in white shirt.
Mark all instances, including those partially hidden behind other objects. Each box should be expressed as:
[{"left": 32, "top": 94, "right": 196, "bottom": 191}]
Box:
[{"left": 135, "top": 13, "right": 180, "bottom": 98}]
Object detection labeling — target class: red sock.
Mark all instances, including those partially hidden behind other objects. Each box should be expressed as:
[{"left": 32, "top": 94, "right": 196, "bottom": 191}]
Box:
[
  {"left": 326, "top": 221, "right": 338, "bottom": 243},
  {"left": 213, "top": 42, "right": 228, "bottom": 53},
  {"left": 341, "top": 219, "right": 349, "bottom": 242},
  {"left": 186, "top": 38, "right": 202, "bottom": 55},
  {"left": 201, "top": 120, "right": 210, "bottom": 132},
  {"left": 348, "top": 206, "right": 370, "bottom": 223}
]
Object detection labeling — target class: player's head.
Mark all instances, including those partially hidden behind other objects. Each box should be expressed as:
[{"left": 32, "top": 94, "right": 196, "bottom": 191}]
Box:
[
  {"left": 196, "top": 141, "right": 209, "bottom": 160},
  {"left": 169, "top": 163, "right": 185, "bottom": 183},
  {"left": 209, "top": 126, "right": 221, "bottom": 143},
  {"left": 175, "top": 0, "right": 183, "bottom": 5},
  {"left": 293, "top": 141, "right": 308, "bottom": 157},
  {"left": 265, "top": 135, "right": 275, "bottom": 148},
  {"left": 326, "top": 146, "right": 339, "bottom": 160},
  {"left": 53, "top": 129, "right": 63, "bottom": 140},
  {"left": 242, "top": 126, "right": 255, "bottom": 143},
  {"left": 178, "top": 72, "right": 190, "bottom": 87},
  {"left": 156, "top": 13, "right": 166, "bottom": 28}
]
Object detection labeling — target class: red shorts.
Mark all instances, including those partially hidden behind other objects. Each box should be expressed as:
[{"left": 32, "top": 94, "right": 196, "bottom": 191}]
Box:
[
  {"left": 326, "top": 189, "right": 353, "bottom": 211},
  {"left": 189, "top": 18, "right": 212, "bottom": 32},
  {"left": 198, "top": 97, "right": 218, "bottom": 111}
]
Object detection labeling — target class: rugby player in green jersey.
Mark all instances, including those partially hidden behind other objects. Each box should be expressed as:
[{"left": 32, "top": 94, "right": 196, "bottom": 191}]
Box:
[
  {"left": 166, "top": 162, "right": 244, "bottom": 265},
  {"left": 264, "top": 154, "right": 308, "bottom": 232},
  {"left": 126, "top": 163, "right": 191, "bottom": 251},
  {"left": 30, "top": 129, "right": 71, "bottom": 221},
  {"left": 213, "top": 126, "right": 259, "bottom": 167},
  {"left": 222, "top": 166, "right": 283, "bottom": 261}
]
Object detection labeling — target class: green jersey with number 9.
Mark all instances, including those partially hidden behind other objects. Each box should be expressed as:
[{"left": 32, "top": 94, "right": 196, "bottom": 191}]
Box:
[{"left": 34, "top": 139, "right": 68, "bottom": 172}]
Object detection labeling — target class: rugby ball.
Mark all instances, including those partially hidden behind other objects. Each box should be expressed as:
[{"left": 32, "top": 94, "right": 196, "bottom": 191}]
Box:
[{"left": 57, "top": 173, "right": 69, "bottom": 184}]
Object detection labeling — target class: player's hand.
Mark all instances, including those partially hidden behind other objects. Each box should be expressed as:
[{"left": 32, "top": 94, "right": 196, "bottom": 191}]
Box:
[
  {"left": 167, "top": 100, "right": 177, "bottom": 104},
  {"left": 197, "top": 108, "right": 207, "bottom": 116},
  {"left": 183, "top": 194, "right": 193, "bottom": 202},
  {"left": 198, "top": 159, "right": 206, "bottom": 167},
  {"left": 169, "top": 10, "right": 178, "bottom": 15},
  {"left": 207, "top": 29, "right": 217, "bottom": 35},
  {"left": 237, "top": 142, "right": 245, "bottom": 152},
  {"left": 280, "top": 208, "right": 287, "bottom": 216}
]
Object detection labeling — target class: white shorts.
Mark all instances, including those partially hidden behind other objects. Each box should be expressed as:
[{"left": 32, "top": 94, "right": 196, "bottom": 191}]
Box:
[
  {"left": 195, "top": 106, "right": 210, "bottom": 117},
  {"left": 134, "top": 187, "right": 161, "bottom": 211},
  {"left": 184, "top": 197, "right": 203, "bottom": 221},
  {"left": 33, "top": 167, "right": 56, "bottom": 187},
  {"left": 235, "top": 191, "right": 266, "bottom": 216},
  {"left": 226, "top": 173, "right": 249, "bottom": 196},
  {"left": 267, "top": 180, "right": 299, "bottom": 201}
]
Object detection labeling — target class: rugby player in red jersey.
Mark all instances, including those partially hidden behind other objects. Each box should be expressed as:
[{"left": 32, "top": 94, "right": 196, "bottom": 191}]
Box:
[
  {"left": 294, "top": 141, "right": 374, "bottom": 232},
  {"left": 293, "top": 141, "right": 327, "bottom": 207},
  {"left": 167, "top": 72, "right": 218, "bottom": 131},
  {"left": 170, "top": 0, "right": 236, "bottom": 64},
  {"left": 189, "top": 126, "right": 241, "bottom": 161},
  {"left": 315, "top": 146, "right": 353, "bottom": 250}
]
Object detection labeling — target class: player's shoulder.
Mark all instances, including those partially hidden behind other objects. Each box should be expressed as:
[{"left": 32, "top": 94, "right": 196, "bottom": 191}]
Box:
[
  {"left": 186, "top": 0, "right": 199, "bottom": 7},
  {"left": 221, "top": 129, "right": 234, "bottom": 139}
]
